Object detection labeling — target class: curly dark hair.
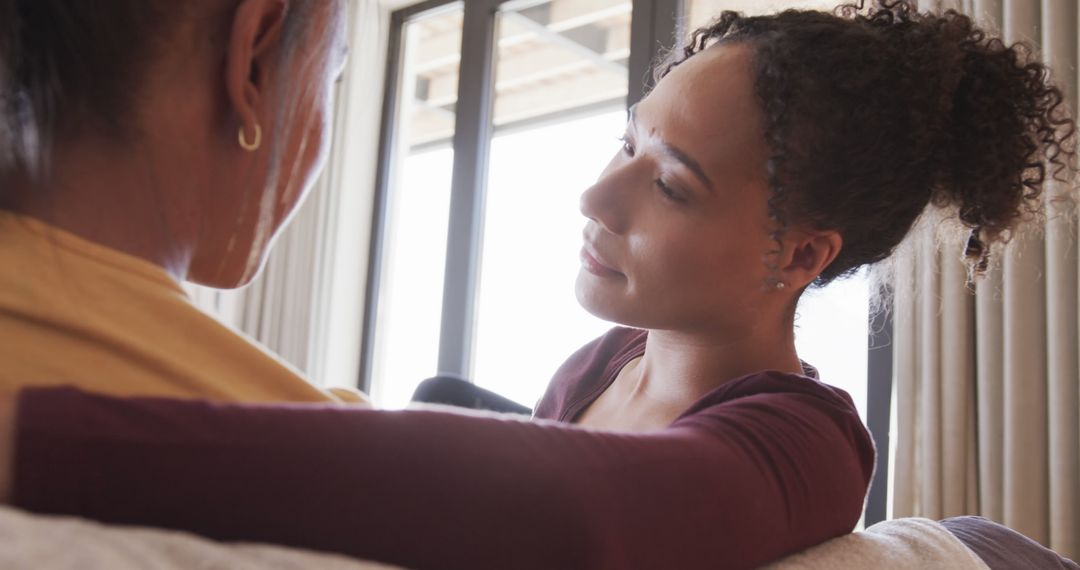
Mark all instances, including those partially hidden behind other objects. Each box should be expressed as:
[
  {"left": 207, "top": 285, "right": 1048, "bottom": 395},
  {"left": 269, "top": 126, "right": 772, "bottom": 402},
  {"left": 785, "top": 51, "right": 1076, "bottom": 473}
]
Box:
[{"left": 657, "top": 0, "right": 1076, "bottom": 284}]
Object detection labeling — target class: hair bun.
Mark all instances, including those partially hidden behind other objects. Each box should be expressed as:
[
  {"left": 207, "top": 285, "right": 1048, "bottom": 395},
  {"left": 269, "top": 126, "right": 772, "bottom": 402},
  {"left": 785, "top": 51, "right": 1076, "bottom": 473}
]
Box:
[{"left": 928, "top": 9, "right": 1073, "bottom": 271}]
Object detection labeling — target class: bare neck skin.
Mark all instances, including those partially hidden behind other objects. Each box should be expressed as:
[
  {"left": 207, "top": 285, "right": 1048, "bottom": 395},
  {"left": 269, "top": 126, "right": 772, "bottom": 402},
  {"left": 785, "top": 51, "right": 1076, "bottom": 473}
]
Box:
[
  {"left": 0, "top": 8, "right": 257, "bottom": 285},
  {"left": 636, "top": 321, "right": 803, "bottom": 405},
  {"left": 4, "top": 136, "right": 205, "bottom": 281},
  {"left": 1, "top": 21, "right": 233, "bottom": 285},
  {"left": 580, "top": 311, "right": 804, "bottom": 432}
]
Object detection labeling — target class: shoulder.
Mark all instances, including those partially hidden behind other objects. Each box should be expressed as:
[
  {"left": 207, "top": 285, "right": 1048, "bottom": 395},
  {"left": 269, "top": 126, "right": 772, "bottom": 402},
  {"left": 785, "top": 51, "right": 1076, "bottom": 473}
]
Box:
[
  {"left": 677, "top": 369, "right": 862, "bottom": 427},
  {"left": 667, "top": 371, "right": 875, "bottom": 550},
  {"left": 674, "top": 369, "right": 875, "bottom": 494},
  {"left": 532, "top": 326, "right": 645, "bottom": 421}
]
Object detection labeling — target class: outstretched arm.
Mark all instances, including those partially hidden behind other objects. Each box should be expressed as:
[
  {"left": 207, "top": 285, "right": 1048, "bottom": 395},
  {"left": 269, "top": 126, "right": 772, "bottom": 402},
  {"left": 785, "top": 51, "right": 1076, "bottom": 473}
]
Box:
[{"left": 8, "top": 385, "right": 872, "bottom": 570}]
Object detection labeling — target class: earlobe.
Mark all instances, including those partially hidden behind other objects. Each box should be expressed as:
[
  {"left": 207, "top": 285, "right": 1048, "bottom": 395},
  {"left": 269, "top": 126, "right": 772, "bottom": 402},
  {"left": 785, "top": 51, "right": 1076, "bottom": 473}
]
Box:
[{"left": 223, "top": 0, "right": 289, "bottom": 142}]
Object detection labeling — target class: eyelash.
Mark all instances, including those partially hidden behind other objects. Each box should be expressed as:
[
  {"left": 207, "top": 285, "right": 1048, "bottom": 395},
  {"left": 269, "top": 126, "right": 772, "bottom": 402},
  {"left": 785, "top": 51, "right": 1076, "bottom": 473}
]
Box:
[
  {"left": 618, "top": 136, "right": 685, "bottom": 203},
  {"left": 655, "top": 178, "right": 684, "bottom": 202}
]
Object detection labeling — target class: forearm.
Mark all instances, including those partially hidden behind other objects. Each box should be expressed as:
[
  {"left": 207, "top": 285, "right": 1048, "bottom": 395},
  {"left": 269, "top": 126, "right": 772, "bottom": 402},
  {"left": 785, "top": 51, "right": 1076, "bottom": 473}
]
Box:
[{"left": 10, "top": 387, "right": 869, "bottom": 570}]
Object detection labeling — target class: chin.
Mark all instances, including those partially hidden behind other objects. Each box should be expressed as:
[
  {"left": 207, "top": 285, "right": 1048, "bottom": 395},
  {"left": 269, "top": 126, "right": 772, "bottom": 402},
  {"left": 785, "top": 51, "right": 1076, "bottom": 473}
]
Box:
[
  {"left": 186, "top": 267, "right": 255, "bottom": 290},
  {"left": 575, "top": 270, "right": 631, "bottom": 325},
  {"left": 187, "top": 244, "right": 270, "bottom": 290},
  {"left": 576, "top": 271, "right": 691, "bottom": 331},
  {"left": 230, "top": 249, "right": 273, "bottom": 289}
]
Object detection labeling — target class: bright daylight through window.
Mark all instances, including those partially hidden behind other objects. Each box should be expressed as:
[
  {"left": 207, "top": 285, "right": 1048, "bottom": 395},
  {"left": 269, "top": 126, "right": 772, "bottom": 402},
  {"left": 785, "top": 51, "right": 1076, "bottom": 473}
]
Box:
[{"left": 368, "top": 4, "right": 461, "bottom": 407}]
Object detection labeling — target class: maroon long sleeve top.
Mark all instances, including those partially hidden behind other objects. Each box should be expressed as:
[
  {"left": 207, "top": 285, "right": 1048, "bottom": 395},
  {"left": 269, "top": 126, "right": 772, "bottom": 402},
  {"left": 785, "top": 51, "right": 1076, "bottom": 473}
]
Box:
[{"left": 12, "top": 326, "right": 875, "bottom": 569}]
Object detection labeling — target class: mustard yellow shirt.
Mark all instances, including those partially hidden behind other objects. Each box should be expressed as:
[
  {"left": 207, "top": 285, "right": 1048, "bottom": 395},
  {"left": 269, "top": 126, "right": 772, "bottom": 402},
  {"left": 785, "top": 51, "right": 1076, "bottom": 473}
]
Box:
[{"left": 0, "top": 211, "right": 365, "bottom": 404}]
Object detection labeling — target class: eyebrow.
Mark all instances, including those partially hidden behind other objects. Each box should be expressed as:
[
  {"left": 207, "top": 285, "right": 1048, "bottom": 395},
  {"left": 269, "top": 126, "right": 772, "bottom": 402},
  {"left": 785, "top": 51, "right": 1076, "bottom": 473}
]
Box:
[{"left": 628, "top": 104, "right": 715, "bottom": 193}]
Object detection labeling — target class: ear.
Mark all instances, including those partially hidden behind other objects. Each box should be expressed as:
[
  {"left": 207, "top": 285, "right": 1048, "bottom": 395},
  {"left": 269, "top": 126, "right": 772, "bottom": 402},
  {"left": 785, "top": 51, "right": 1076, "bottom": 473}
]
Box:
[
  {"left": 224, "top": 0, "right": 289, "bottom": 140},
  {"left": 776, "top": 228, "right": 843, "bottom": 290}
]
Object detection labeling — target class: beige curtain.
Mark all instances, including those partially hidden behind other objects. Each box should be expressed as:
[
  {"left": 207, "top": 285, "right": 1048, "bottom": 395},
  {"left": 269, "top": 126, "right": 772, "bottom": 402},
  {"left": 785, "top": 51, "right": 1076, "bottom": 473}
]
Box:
[
  {"left": 893, "top": 0, "right": 1079, "bottom": 560},
  {"left": 187, "top": 0, "right": 387, "bottom": 389}
]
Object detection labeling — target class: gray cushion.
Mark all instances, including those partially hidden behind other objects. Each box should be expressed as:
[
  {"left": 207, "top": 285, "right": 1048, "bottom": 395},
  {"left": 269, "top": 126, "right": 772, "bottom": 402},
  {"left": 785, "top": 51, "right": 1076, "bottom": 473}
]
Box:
[{"left": 941, "top": 516, "right": 1078, "bottom": 570}]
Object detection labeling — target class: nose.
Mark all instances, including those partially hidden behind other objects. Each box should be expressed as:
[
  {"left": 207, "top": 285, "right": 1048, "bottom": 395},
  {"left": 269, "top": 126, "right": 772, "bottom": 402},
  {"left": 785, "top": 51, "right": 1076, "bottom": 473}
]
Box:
[{"left": 579, "top": 157, "right": 636, "bottom": 235}]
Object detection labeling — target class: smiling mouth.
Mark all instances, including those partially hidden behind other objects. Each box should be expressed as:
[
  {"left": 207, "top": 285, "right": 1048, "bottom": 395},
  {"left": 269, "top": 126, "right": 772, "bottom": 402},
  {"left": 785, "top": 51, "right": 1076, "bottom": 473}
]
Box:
[{"left": 580, "top": 246, "right": 622, "bottom": 277}]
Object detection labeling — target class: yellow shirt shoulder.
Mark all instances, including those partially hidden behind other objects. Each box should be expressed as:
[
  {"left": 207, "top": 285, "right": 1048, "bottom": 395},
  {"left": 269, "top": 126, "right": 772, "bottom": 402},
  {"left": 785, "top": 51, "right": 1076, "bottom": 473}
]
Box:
[{"left": 0, "top": 211, "right": 368, "bottom": 405}]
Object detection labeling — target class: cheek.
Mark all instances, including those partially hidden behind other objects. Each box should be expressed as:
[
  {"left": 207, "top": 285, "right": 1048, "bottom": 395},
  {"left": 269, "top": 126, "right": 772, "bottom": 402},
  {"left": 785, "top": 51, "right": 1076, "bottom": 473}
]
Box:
[
  {"left": 630, "top": 213, "right": 771, "bottom": 305},
  {"left": 300, "top": 103, "right": 332, "bottom": 191},
  {"left": 309, "top": 88, "right": 335, "bottom": 170},
  {"left": 275, "top": 89, "right": 332, "bottom": 220}
]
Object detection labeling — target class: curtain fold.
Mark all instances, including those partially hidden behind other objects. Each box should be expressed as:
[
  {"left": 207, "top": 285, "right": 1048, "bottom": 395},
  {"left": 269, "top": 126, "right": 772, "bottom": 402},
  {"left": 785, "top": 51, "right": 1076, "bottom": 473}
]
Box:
[
  {"left": 1042, "top": 0, "right": 1080, "bottom": 552},
  {"left": 895, "top": 0, "right": 1079, "bottom": 559}
]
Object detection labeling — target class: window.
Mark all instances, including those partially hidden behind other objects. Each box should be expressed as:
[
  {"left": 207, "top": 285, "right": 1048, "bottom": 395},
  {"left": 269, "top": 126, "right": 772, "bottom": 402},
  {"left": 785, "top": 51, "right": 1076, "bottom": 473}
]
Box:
[
  {"left": 686, "top": 0, "right": 839, "bottom": 25},
  {"left": 473, "top": 1, "right": 633, "bottom": 406},
  {"left": 366, "top": 4, "right": 463, "bottom": 408},
  {"left": 366, "top": 0, "right": 892, "bottom": 522}
]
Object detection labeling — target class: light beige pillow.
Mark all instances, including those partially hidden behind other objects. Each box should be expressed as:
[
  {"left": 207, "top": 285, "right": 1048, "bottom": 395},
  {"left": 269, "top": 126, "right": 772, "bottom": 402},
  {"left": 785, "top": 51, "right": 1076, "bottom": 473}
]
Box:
[
  {"left": 0, "top": 506, "right": 403, "bottom": 570},
  {"left": 764, "top": 518, "right": 989, "bottom": 570}
]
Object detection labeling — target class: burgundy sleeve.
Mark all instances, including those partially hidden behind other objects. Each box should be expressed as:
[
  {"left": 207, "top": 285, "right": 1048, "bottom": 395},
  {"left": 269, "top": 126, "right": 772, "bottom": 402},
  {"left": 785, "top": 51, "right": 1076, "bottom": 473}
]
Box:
[{"left": 12, "top": 385, "right": 873, "bottom": 570}]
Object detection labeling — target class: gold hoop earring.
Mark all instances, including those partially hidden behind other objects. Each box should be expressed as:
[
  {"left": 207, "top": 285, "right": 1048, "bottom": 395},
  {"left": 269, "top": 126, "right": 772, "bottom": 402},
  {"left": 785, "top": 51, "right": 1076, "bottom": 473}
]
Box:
[{"left": 239, "top": 124, "right": 262, "bottom": 152}]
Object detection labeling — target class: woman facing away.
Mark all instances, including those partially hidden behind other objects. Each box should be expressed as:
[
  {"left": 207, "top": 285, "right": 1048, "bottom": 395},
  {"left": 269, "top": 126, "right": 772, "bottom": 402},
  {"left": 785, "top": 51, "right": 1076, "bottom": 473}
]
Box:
[
  {"left": 0, "top": 1, "right": 1075, "bottom": 569},
  {"left": 0, "top": 0, "right": 366, "bottom": 403}
]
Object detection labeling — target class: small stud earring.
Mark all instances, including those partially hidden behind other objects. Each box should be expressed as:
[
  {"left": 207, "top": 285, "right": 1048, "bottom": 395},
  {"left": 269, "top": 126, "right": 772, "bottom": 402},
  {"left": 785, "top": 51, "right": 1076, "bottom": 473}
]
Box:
[
  {"left": 239, "top": 124, "right": 262, "bottom": 152},
  {"left": 775, "top": 281, "right": 786, "bottom": 290}
]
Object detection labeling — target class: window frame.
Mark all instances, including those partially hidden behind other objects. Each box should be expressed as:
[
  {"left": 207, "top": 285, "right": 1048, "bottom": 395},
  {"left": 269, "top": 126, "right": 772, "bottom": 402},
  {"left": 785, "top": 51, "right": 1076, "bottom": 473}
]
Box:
[{"left": 363, "top": 0, "right": 894, "bottom": 526}]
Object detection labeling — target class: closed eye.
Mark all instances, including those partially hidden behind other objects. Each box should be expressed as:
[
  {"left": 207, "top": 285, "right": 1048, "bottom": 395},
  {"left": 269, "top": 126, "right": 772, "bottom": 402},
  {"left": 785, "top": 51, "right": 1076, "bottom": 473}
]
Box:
[{"left": 655, "top": 178, "right": 686, "bottom": 203}]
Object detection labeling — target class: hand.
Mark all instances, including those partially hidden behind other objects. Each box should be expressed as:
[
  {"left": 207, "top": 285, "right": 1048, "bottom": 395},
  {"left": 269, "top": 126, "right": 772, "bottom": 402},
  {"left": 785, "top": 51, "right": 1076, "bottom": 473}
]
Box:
[{"left": 0, "top": 394, "right": 13, "bottom": 503}]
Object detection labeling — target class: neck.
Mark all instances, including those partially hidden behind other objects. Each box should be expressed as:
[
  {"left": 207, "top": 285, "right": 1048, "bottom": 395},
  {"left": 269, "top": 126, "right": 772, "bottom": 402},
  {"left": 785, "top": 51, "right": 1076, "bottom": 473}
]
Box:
[
  {"left": 629, "top": 321, "right": 804, "bottom": 407},
  {"left": 3, "top": 140, "right": 196, "bottom": 281}
]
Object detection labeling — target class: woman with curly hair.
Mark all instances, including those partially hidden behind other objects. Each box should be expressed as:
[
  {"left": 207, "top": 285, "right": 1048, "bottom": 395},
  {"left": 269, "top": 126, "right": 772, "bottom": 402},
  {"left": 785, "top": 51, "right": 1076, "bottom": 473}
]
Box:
[{"left": 0, "top": 1, "right": 1074, "bottom": 569}]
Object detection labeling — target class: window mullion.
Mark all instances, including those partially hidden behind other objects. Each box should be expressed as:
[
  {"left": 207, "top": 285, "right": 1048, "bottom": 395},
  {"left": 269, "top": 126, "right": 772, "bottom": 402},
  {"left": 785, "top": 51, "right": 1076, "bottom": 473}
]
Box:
[
  {"left": 628, "top": 0, "right": 684, "bottom": 108},
  {"left": 437, "top": 0, "right": 502, "bottom": 378},
  {"left": 359, "top": 8, "right": 407, "bottom": 394},
  {"left": 866, "top": 306, "right": 895, "bottom": 525}
]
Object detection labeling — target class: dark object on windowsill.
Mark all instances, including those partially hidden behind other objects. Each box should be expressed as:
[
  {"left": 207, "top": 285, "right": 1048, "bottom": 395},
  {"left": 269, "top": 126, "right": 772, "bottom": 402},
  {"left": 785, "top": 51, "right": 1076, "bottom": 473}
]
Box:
[{"left": 411, "top": 376, "right": 532, "bottom": 416}]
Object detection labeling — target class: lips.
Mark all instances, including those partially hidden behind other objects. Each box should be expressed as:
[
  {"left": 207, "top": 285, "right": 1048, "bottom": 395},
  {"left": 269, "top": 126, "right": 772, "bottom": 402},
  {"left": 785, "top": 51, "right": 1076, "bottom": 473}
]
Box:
[{"left": 581, "top": 243, "right": 622, "bottom": 277}]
